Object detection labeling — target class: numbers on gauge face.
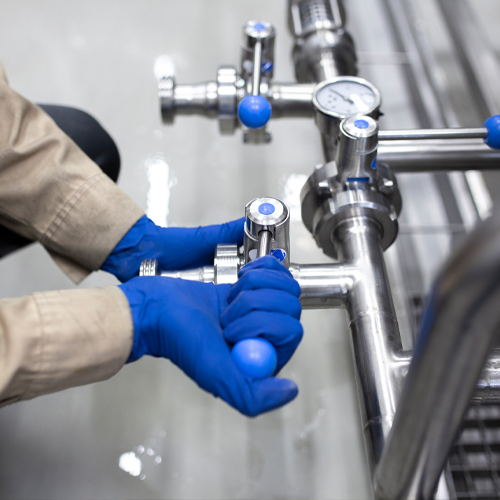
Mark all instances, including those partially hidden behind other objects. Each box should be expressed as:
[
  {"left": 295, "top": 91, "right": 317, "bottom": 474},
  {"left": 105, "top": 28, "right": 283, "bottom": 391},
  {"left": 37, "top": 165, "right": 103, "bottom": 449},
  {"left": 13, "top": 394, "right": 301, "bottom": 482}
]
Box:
[{"left": 316, "top": 81, "right": 377, "bottom": 117}]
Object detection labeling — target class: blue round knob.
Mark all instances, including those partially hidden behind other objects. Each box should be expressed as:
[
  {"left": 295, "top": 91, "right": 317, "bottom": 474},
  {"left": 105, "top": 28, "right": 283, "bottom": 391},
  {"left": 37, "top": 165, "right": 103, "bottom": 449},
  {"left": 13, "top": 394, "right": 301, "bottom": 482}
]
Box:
[
  {"left": 232, "top": 338, "right": 277, "bottom": 379},
  {"left": 354, "top": 119, "right": 369, "bottom": 129},
  {"left": 484, "top": 115, "right": 500, "bottom": 150},
  {"left": 258, "top": 202, "right": 275, "bottom": 215},
  {"left": 238, "top": 95, "right": 272, "bottom": 129}
]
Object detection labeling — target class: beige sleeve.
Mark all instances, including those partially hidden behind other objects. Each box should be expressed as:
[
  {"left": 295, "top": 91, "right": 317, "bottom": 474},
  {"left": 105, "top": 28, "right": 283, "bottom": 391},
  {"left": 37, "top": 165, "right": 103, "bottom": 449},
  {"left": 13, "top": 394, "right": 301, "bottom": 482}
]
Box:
[
  {"left": 0, "top": 286, "right": 133, "bottom": 407},
  {"left": 0, "top": 61, "right": 145, "bottom": 283}
]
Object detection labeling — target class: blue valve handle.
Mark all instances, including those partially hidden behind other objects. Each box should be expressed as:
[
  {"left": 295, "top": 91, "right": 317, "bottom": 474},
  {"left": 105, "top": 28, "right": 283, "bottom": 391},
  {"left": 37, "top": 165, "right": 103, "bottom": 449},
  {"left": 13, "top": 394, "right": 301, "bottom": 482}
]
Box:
[
  {"left": 238, "top": 95, "right": 272, "bottom": 129},
  {"left": 232, "top": 338, "right": 278, "bottom": 379},
  {"left": 485, "top": 115, "right": 500, "bottom": 150}
]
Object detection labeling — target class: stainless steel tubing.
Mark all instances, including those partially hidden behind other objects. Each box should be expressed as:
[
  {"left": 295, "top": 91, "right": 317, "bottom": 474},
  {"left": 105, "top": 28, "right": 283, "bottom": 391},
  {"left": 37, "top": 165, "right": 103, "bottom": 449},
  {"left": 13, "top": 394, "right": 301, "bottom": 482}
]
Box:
[
  {"left": 171, "top": 82, "right": 218, "bottom": 118},
  {"left": 335, "top": 217, "right": 408, "bottom": 469},
  {"left": 267, "top": 83, "right": 315, "bottom": 118},
  {"left": 171, "top": 82, "right": 314, "bottom": 120},
  {"left": 378, "top": 139, "right": 500, "bottom": 172},
  {"left": 288, "top": 0, "right": 357, "bottom": 83},
  {"left": 374, "top": 206, "right": 500, "bottom": 500},
  {"left": 159, "top": 267, "right": 215, "bottom": 282},
  {"left": 290, "top": 263, "right": 353, "bottom": 308},
  {"left": 252, "top": 41, "right": 263, "bottom": 96},
  {"left": 379, "top": 127, "right": 488, "bottom": 141},
  {"left": 257, "top": 230, "right": 272, "bottom": 258}
]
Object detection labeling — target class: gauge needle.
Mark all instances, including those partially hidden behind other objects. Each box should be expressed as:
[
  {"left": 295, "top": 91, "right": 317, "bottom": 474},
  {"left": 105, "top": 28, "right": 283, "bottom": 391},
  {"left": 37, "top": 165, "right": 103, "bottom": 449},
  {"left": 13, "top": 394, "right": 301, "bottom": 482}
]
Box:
[
  {"left": 332, "top": 90, "right": 354, "bottom": 103},
  {"left": 350, "top": 94, "right": 370, "bottom": 112}
]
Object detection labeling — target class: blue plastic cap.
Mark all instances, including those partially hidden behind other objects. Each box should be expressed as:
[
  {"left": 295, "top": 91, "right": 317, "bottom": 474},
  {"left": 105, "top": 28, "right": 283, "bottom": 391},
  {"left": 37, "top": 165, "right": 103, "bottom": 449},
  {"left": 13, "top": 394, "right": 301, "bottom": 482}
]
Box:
[
  {"left": 347, "top": 177, "right": 370, "bottom": 183},
  {"left": 258, "top": 202, "right": 275, "bottom": 215},
  {"left": 238, "top": 95, "right": 272, "bottom": 129},
  {"left": 354, "top": 119, "right": 369, "bottom": 129},
  {"left": 253, "top": 22, "right": 266, "bottom": 31},
  {"left": 484, "top": 115, "right": 500, "bottom": 150},
  {"left": 232, "top": 338, "right": 278, "bottom": 379},
  {"left": 261, "top": 61, "right": 273, "bottom": 74},
  {"left": 270, "top": 248, "right": 286, "bottom": 262}
]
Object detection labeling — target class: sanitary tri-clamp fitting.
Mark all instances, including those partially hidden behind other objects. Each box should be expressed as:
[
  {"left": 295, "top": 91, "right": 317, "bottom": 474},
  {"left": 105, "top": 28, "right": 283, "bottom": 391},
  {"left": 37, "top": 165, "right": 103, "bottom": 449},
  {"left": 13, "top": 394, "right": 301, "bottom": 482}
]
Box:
[{"left": 301, "top": 113, "right": 402, "bottom": 259}]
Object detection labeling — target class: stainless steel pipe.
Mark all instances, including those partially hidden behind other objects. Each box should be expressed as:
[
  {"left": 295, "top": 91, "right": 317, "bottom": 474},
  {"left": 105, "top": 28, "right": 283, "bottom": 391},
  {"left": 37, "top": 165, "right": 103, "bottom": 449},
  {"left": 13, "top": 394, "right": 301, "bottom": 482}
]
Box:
[
  {"left": 252, "top": 41, "right": 263, "bottom": 96},
  {"left": 166, "top": 82, "right": 314, "bottom": 120},
  {"left": 379, "top": 127, "right": 488, "bottom": 141},
  {"left": 378, "top": 138, "right": 500, "bottom": 172},
  {"left": 267, "top": 83, "right": 315, "bottom": 118},
  {"left": 374, "top": 205, "right": 500, "bottom": 500},
  {"left": 257, "top": 230, "right": 272, "bottom": 258},
  {"left": 290, "top": 263, "right": 353, "bottom": 308},
  {"left": 335, "top": 217, "right": 408, "bottom": 469}
]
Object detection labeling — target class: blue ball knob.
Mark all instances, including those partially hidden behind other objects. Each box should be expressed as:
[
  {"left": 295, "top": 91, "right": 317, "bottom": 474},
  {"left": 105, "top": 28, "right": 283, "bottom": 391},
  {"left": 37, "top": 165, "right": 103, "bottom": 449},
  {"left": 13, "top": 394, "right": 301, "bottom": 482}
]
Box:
[
  {"left": 238, "top": 95, "right": 272, "bottom": 129},
  {"left": 484, "top": 115, "right": 500, "bottom": 150},
  {"left": 232, "top": 338, "right": 277, "bottom": 379}
]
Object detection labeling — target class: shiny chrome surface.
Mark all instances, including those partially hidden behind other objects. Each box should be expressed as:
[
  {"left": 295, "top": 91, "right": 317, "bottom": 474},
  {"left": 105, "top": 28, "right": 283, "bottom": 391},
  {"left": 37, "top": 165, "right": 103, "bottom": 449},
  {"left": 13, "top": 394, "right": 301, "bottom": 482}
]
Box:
[
  {"left": 290, "top": 263, "right": 351, "bottom": 308},
  {"left": 378, "top": 138, "right": 500, "bottom": 172},
  {"left": 251, "top": 40, "right": 263, "bottom": 97},
  {"left": 336, "top": 115, "right": 378, "bottom": 184},
  {"left": 213, "top": 245, "right": 241, "bottom": 284},
  {"left": 266, "top": 83, "right": 314, "bottom": 118},
  {"left": 159, "top": 266, "right": 216, "bottom": 283},
  {"left": 241, "top": 20, "right": 276, "bottom": 82},
  {"left": 139, "top": 258, "right": 160, "bottom": 277},
  {"left": 288, "top": 0, "right": 357, "bottom": 83},
  {"left": 374, "top": 206, "right": 500, "bottom": 500},
  {"left": 379, "top": 127, "right": 488, "bottom": 141},
  {"left": 312, "top": 187, "right": 398, "bottom": 259},
  {"left": 257, "top": 230, "right": 272, "bottom": 257},
  {"left": 335, "top": 218, "right": 409, "bottom": 469},
  {"left": 217, "top": 66, "right": 238, "bottom": 135},
  {"left": 244, "top": 197, "right": 291, "bottom": 267}
]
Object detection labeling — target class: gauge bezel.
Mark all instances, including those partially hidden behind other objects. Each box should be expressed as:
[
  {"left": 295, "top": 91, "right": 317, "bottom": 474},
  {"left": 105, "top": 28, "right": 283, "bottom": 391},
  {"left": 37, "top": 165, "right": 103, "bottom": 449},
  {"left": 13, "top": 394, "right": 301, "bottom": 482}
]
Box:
[{"left": 312, "top": 76, "right": 382, "bottom": 120}]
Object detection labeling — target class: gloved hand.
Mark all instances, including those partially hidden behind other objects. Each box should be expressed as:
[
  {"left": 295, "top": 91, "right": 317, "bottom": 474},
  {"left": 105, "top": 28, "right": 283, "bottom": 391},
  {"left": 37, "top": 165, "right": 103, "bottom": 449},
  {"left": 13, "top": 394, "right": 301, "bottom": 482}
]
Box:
[
  {"left": 119, "top": 255, "right": 303, "bottom": 417},
  {"left": 102, "top": 216, "right": 244, "bottom": 282}
]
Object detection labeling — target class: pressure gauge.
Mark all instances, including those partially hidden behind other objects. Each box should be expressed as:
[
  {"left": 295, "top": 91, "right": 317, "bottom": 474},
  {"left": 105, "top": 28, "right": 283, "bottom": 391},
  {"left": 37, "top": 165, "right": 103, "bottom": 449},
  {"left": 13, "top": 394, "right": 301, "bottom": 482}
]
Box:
[{"left": 312, "top": 76, "right": 382, "bottom": 137}]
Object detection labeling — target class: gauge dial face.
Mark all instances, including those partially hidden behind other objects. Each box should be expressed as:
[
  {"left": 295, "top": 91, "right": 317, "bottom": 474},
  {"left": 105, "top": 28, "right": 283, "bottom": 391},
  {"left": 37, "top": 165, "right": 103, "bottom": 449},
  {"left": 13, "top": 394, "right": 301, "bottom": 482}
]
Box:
[{"left": 314, "top": 78, "right": 380, "bottom": 118}]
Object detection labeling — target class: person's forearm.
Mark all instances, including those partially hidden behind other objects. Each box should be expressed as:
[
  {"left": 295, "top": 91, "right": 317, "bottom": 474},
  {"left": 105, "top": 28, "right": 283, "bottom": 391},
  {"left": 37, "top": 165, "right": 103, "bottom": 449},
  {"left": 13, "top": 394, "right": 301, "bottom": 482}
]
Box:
[
  {"left": 0, "top": 286, "right": 133, "bottom": 407},
  {"left": 0, "top": 61, "right": 144, "bottom": 283}
]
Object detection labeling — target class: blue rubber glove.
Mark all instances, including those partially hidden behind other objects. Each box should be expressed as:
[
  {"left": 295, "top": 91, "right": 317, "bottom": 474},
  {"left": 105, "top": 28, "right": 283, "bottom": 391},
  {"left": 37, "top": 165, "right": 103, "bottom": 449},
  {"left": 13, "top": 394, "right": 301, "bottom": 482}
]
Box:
[
  {"left": 103, "top": 216, "right": 244, "bottom": 282},
  {"left": 119, "top": 255, "right": 303, "bottom": 417}
]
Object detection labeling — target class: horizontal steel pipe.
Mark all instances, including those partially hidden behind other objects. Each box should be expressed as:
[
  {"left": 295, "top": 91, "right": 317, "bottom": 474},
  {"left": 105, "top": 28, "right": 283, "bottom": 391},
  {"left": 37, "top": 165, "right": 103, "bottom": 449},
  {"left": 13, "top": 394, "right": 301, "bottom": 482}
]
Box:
[
  {"left": 170, "top": 82, "right": 219, "bottom": 118},
  {"left": 169, "top": 82, "right": 314, "bottom": 120},
  {"left": 374, "top": 205, "right": 500, "bottom": 500},
  {"left": 158, "top": 262, "right": 351, "bottom": 308},
  {"left": 378, "top": 138, "right": 500, "bottom": 172},
  {"left": 290, "top": 262, "right": 353, "bottom": 308},
  {"left": 379, "top": 127, "right": 487, "bottom": 141},
  {"left": 266, "top": 83, "right": 315, "bottom": 118}
]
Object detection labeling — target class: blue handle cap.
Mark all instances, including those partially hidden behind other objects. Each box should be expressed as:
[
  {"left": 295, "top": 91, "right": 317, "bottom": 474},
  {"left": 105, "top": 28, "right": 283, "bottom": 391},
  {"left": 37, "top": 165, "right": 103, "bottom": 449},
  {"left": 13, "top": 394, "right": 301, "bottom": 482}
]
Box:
[
  {"left": 258, "top": 202, "right": 275, "bottom": 215},
  {"left": 484, "top": 115, "right": 500, "bottom": 150},
  {"left": 232, "top": 338, "right": 277, "bottom": 379},
  {"left": 238, "top": 95, "right": 272, "bottom": 129}
]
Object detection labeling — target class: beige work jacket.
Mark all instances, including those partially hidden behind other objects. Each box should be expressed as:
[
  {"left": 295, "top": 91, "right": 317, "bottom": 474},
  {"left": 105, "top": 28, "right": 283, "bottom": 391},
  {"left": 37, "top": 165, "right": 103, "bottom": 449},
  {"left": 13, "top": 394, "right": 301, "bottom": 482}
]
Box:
[{"left": 0, "top": 62, "right": 145, "bottom": 407}]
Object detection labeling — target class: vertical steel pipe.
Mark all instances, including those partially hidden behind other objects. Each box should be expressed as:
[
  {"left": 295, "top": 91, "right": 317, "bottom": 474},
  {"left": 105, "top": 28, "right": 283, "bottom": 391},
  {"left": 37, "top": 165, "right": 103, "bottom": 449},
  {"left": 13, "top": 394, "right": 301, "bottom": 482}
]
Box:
[{"left": 335, "top": 217, "right": 407, "bottom": 469}]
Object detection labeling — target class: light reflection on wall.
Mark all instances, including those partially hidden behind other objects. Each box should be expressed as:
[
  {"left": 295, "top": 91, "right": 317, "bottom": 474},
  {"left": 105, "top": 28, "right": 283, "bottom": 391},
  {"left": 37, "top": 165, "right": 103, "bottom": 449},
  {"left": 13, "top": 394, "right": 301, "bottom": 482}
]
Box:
[{"left": 144, "top": 154, "right": 177, "bottom": 227}]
